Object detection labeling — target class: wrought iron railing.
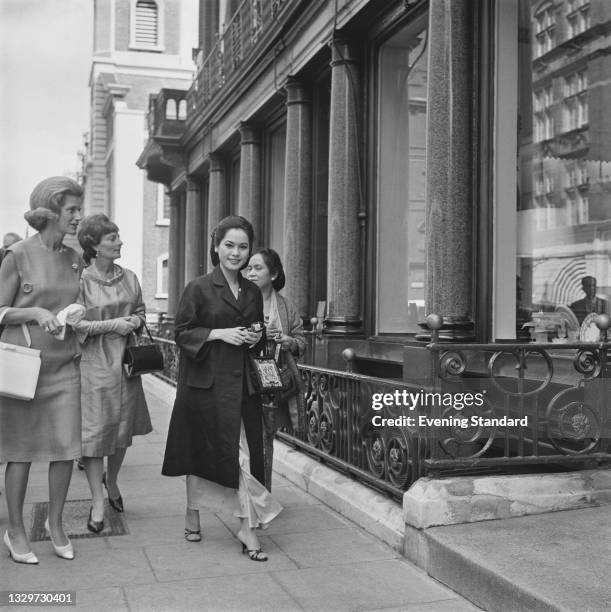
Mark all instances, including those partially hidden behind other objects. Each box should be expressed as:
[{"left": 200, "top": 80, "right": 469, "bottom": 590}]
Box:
[
  {"left": 152, "top": 336, "right": 179, "bottom": 386},
  {"left": 423, "top": 313, "right": 611, "bottom": 474},
  {"left": 275, "top": 363, "right": 428, "bottom": 500},
  {"left": 186, "top": 0, "right": 293, "bottom": 117},
  {"left": 152, "top": 314, "right": 611, "bottom": 501}
]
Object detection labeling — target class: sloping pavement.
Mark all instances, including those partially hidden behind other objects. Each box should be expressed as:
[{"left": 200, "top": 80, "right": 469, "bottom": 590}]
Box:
[{"left": 0, "top": 376, "right": 478, "bottom": 612}]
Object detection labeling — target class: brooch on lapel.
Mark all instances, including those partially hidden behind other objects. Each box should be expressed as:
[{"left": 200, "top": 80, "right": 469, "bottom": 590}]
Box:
[{"left": 22, "top": 282, "right": 33, "bottom": 294}]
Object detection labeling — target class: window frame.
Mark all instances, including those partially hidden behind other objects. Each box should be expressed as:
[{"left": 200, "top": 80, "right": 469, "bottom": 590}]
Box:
[
  {"left": 156, "top": 183, "right": 170, "bottom": 226},
  {"left": 155, "top": 252, "right": 169, "bottom": 299},
  {"left": 366, "top": 0, "right": 431, "bottom": 341}
]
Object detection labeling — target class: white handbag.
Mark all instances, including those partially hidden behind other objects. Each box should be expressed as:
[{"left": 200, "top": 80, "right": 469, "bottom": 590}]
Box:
[{"left": 0, "top": 309, "right": 41, "bottom": 401}]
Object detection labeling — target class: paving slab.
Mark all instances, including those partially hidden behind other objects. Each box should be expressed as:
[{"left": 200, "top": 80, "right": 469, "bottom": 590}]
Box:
[
  {"left": 271, "top": 527, "right": 398, "bottom": 569},
  {"left": 270, "top": 558, "right": 478, "bottom": 612},
  {"left": 105, "top": 512, "right": 231, "bottom": 549},
  {"left": 143, "top": 535, "right": 298, "bottom": 582},
  {"left": 363, "top": 601, "right": 479, "bottom": 612},
  {"left": 1, "top": 546, "right": 155, "bottom": 591},
  {"left": 125, "top": 573, "right": 303, "bottom": 612}
]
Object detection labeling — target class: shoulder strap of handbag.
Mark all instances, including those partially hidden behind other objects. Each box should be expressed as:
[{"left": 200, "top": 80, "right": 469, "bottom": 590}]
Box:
[
  {"left": 130, "top": 319, "right": 154, "bottom": 346},
  {"left": 141, "top": 319, "right": 154, "bottom": 342},
  {"left": 0, "top": 307, "right": 32, "bottom": 347}
]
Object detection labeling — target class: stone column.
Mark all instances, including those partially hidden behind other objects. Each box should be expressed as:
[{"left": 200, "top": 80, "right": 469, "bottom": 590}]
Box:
[
  {"left": 207, "top": 153, "right": 226, "bottom": 272},
  {"left": 238, "top": 122, "right": 262, "bottom": 240},
  {"left": 167, "top": 192, "right": 182, "bottom": 320},
  {"left": 199, "top": 0, "right": 220, "bottom": 56},
  {"left": 283, "top": 79, "right": 312, "bottom": 318},
  {"left": 325, "top": 38, "right": 362, "bottom": 334},
  {"left": 184, "top": 177, "right": 202, "bottom": 283},
  {"left": 421, "top": 0, "right": 474, "bottom": 341}
]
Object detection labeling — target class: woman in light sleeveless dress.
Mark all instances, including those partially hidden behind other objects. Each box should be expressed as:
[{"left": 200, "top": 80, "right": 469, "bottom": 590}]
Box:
[{"left": 0, "top": 177, "right": 84, "bottom": 564}]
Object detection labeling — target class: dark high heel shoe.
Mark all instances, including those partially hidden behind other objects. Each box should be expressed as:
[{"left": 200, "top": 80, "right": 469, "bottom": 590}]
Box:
[
  {"left": 87, "top": 507, "right": 104, "bottom": 534},
  {"left": 237, "top": 533, "right": 268, "bottom": 562},
  {"left": 102, "top": 472, "right": 124, "bottom": 512},
  {"left": 241, "top": 543, "right": 268, "bottom": 562}
]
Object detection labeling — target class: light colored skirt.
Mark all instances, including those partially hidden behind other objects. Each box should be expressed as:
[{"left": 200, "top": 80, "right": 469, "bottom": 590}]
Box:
[{"left": 186, "top": 422, "right": 282, "bottom": 529}]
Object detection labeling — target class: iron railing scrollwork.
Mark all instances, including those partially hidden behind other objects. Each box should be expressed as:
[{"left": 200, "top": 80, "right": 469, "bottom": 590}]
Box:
[
  {"left": 277, "top": 364, "right": 427, "bottom": 499},
  {"left": 424, "top": 313, "right": 611, "bottom": 472}
]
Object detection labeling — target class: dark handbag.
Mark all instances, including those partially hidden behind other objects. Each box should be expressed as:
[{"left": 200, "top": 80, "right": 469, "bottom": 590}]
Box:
[
  {"left": 249, "top": 354, "right": 284, "bottom": 393},
  {"left": 123, "top": 320, "right": 164, "bottom": 378}
]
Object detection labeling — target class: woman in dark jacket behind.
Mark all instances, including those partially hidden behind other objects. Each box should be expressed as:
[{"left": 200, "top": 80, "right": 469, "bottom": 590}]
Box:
[{"left": 162, "top": 216, "right": 281, "bottom": 561}]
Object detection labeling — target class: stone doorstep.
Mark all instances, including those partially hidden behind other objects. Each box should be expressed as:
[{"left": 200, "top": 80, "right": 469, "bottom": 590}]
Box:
[{"left": 403, "top": 468, "right": 611, "bottom": 529}]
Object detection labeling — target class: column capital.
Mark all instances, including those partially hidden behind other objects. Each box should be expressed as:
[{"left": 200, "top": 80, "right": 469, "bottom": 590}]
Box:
[
  {"left": 285, "top": 78, "right": 311, "bottom": 107},
  {"left": 329, "top": 37, "right": 360, "bottom": 67},
  {"left": 186, "top": 177, "right": 200, "bottom": 192},
  {"left": 239, "top": 122, "right": 260, "bottom": 145},
  {"left": 209, "top": 153, "right": 225, "bottom": 173}
]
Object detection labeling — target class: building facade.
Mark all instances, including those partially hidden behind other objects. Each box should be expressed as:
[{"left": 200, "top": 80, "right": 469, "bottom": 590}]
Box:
[
  {"left": 138, "top": 0, "right": 611, "bottom": 373},
  {"left": 84, "top": 0, "right": 198, "bottom": 316}
]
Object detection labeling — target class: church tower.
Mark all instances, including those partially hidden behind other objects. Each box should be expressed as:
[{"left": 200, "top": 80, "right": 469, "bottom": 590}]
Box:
[{"left": 84, "top": 0, "right": 198, "bottom": 316}]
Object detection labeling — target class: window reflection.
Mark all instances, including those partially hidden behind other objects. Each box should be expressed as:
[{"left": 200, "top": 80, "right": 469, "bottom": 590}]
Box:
[
  {"left": 517, "top": 0, "right": 611, "bottom": 342},
  {"left": 376, "top": 16, "right": 428, "bottom": 334}
]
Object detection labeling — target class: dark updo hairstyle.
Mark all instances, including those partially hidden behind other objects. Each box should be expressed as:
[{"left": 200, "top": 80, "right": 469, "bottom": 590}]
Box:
[
  {"left": 24, "top": 176, "right": 83, "bottom": 231},
  {"left": 251, "top": 247, "right": 286, "bottom": 291},
  {"left": 209, "top": 215, "right": 255, "bottom": 268},
  {"left": 77, "top": 214, "right": 119, "bottom": 265}
]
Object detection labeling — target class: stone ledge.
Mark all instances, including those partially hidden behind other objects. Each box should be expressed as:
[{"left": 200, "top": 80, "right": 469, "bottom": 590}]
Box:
[
  {"left": 272, "top": 441, "right": 405, "bottom": 552},
  {"left": 403, "top": 468, "right": 611, "bottom": 529}
]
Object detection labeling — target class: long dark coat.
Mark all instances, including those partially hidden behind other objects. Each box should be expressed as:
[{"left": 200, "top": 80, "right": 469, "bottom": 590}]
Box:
[{"left": 162, "top": 266, "right": 265, "bottom": 489}]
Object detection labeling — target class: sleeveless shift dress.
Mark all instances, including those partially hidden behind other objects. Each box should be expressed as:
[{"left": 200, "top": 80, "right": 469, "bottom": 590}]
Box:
[{"left": 0, "top": 235, "right": 83, "bottom": 462}]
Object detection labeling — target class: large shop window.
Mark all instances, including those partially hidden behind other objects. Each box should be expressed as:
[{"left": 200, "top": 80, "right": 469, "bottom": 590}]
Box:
[
  {"left": 376, "top": 16, "right": 428, "bottom": 334},
  {"left": 494, "top": 0, "right": 611, "bottom": 341}
]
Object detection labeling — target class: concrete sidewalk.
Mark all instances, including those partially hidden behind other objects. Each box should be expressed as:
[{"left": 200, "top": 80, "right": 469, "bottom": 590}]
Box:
[{"left": 0, "top": 376, "right": 477, "bottom": 612}]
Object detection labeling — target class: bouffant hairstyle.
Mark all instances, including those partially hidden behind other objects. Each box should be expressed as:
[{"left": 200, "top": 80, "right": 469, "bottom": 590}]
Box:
[
  {"left": 209, "top": 215, "right": 255, "bottom": 268},
  {"left": 250, "top": 247, "right": 286, "bottom": 291},
  {"left": 77, "top": 214, "right": 119, "bottom": 265},
  {"left": 24, "top": 176, "right": 83, "bottom": 231}
]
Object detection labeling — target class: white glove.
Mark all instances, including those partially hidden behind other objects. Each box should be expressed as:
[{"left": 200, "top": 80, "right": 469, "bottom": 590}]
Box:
[{"left": 55, "top": 303, "right": 87, "bottom": 340}]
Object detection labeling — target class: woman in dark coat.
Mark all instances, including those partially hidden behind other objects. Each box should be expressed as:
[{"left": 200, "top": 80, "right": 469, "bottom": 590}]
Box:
[{"left": 162, "top": 216, "right": 281, "bottom": 561}]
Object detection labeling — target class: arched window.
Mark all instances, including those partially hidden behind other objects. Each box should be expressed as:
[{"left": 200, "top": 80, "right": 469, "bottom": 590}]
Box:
[
  {"left": 165, "top": 98, "right": 177, "bottom": 120},
  {"left": 178, "top": 99, "right": 187, "bottom": 120}
]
